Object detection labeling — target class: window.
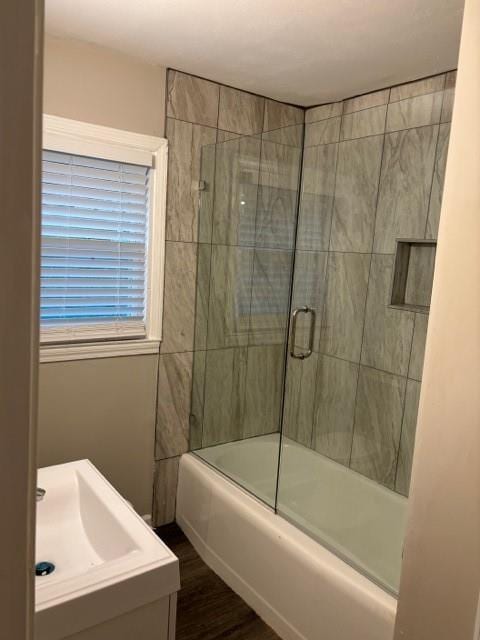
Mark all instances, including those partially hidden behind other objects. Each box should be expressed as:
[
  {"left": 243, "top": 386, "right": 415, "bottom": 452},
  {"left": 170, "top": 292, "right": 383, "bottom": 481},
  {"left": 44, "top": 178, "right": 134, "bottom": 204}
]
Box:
[{"left": 40, "top": 116, "right": 167, "bottom": 362}]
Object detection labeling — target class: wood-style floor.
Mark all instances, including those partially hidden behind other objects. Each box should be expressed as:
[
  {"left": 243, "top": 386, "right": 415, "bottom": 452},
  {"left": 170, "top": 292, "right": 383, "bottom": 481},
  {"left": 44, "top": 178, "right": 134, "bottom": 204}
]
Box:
[{"left": 156, "top": 523, "right": 280, "bottom": 640}]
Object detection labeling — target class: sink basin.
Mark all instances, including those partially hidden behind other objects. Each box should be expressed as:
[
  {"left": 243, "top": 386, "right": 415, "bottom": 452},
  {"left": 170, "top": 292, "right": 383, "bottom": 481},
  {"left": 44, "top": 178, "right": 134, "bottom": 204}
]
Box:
[{"left": 35, "top": 460, "right": 179, "bottom": 640}]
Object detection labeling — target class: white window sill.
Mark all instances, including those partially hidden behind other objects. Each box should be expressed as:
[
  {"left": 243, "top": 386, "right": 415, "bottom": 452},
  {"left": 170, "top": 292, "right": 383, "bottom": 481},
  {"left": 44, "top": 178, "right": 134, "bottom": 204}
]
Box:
[{"left": 40, "top": 339, "right": 160, "bottom": 363}]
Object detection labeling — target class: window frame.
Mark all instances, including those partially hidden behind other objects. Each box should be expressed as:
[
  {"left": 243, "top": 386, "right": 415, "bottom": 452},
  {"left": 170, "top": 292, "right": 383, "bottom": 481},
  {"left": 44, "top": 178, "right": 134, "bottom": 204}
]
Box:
[{"left": 39, "top": 115, "right": 167, "bottom": 363}]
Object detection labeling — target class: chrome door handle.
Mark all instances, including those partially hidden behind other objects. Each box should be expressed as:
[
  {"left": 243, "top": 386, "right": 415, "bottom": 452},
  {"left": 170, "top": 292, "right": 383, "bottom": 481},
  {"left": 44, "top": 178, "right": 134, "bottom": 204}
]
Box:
[{"left": 290, "top": 306, "right": 316, "bottom": 359}]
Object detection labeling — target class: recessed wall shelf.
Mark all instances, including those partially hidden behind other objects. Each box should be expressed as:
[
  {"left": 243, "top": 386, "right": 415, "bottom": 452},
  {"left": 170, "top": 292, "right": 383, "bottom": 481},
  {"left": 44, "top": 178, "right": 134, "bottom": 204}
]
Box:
[{"left": 390, "top": 239, "right": 437, "bottom": 314}]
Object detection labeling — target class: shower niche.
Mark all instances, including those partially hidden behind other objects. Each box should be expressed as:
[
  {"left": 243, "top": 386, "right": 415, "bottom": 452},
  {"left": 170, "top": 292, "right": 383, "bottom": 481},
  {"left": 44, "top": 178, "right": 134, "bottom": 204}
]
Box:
[{"left": 391, "top": 239, "right": 437, "bottom": 313}]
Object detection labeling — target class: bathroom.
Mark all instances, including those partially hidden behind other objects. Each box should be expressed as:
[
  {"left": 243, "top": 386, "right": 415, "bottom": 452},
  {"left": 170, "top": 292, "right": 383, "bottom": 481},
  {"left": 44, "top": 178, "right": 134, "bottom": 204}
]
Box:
[{"left": 1, "top": 0, "right": 479, "bottom": 639}]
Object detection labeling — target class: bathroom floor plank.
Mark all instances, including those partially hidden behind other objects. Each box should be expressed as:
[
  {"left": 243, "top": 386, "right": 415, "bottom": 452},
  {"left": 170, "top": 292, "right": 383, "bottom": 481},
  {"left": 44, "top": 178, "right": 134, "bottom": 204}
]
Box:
[{"left": 156, "top": 523, "right": 280, "bottom": 640}]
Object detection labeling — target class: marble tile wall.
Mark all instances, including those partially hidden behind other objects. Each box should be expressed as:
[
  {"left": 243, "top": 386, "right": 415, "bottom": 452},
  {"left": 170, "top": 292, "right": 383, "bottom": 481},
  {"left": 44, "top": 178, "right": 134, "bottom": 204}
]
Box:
[
  {"left": 153, "top": 69, "right": 304, "bottom": 525},
  {"left": 154, "top": 69, "right": 456, "bottom": 525},
  {"left": 285, "top": 71, "right": 456, "bottom": 496}
]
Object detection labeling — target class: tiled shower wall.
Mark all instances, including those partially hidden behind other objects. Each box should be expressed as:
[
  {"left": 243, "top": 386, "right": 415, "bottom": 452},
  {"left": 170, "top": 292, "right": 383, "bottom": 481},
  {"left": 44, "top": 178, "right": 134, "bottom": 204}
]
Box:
[
  {"left": 153, "top": 69, "right": 303, "bottom": 525},
  {"left": 284, "top": 71, "right": 456, "bottom": 495},
  {"left": 153, "top": 69, "right": 456, "bottom": 525}
]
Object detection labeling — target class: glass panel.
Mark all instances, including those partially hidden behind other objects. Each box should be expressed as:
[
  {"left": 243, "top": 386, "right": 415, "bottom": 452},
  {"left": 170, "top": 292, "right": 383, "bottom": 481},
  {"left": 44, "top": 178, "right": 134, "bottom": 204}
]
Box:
[
  {"left": 188, "top": 79, "right": 453, "bottom": 596},
  {"left": 190, "top": 127, "right": 304, "bottom": 508},
  {"left": 278, "top": 85, "right": 451, "bottom": 595}
]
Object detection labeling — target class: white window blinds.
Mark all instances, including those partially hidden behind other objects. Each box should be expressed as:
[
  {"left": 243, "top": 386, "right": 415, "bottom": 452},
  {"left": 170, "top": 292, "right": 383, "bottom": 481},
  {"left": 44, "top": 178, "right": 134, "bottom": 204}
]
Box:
[{"left": 40, "top": 150, "right": 150, "bottom": 343}]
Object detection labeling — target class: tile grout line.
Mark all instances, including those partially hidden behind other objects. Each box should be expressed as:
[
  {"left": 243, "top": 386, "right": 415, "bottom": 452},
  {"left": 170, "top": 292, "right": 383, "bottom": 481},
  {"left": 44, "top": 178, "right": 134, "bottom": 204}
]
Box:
[
  {"left": 151, "top": 335, "right": 162, "bottom": 521},
  {"left": 348, "top": 89, "right": 390, "bottom": 470},
  {"left": 309, "top": 105, "right": 343, "bottom": 451},
  {"left": 306, "top": 85, "right": 448, "bottom": 127},
  {"left": 303, "top": 117, "right": 453, "bottom": 149},
  {"left": 245, "top": 116, "right": 266, "bottom": 380},
  {"left": 316, "top": 349, "right": 415, "bottom": 381},
  {"left": 165, "top": 237, "right": 394, "bottom": 253},
  {"left": 273, "top": 116, "right": 307, "bottom": 513},
  {"left": 392, "top": 312, "right": 418, "bottom": 493},
  {"left": 320, "top": 97, "right": 343, "bottom": 317},
  {"left": 197, "top": 102, "right": 220, "bottom": 449},
  {"left": 306, "top": 70, "right": 452, "bottom": 112},
  {"left": 160, "top": 342, "right": 422, "bottom": 383},
  {"left": 292, "top": 119, "right": 319, "bottom": 451},
  {"left": 423, "top": 74, "right": 448, "bottom": 239},
  {"left": 162, "top": 333, "right": 418, "bottom": 367}
]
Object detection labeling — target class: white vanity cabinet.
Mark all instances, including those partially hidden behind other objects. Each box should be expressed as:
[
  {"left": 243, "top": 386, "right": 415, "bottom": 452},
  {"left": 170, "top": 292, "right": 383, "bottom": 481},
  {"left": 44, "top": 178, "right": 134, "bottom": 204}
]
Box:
[{"left": 35, "top": 460, "right": 180, "bottom": 640}]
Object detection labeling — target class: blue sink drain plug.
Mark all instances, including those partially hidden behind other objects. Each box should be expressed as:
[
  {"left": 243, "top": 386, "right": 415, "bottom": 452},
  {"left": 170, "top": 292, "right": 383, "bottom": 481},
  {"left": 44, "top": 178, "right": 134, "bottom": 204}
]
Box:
[{"left": 36, "top": 561, "right": 55, "bottom": 576}]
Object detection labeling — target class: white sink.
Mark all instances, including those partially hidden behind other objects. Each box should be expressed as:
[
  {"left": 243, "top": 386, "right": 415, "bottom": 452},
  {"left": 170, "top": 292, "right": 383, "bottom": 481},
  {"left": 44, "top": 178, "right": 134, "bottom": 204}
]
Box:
[{"left": 35, "top": 460, "right": 179, "bottom": 640}]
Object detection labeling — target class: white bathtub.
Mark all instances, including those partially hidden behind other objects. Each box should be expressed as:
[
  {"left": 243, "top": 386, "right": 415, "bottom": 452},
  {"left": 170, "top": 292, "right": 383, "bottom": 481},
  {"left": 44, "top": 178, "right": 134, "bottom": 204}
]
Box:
[{"left": 176, "top": 434, "right": 407, "bottom": 640}]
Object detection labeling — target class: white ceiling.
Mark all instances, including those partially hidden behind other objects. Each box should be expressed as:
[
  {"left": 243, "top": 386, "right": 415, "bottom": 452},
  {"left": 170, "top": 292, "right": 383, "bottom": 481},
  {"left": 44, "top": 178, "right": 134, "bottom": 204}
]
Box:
[{"left": 45, "top": 0, "right": 465, "bottom": 106}]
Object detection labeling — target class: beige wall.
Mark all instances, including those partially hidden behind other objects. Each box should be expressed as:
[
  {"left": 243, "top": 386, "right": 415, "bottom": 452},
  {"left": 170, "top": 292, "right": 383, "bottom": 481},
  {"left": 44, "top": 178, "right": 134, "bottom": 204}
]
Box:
[
  {"left": 394, "top": 0, "right": 480, "bottom": 637},
  {"left": 0, "top": 1, "right": 43, "bottom": 637},
  {"left": 38, "top": 356, "right": 158, "bottom": 515},
  {"left": 44, "top": 33, "right": 166, "bottom": 136},
  {"left": 39, "top": 35, "right": 166, "bottom": 515}
]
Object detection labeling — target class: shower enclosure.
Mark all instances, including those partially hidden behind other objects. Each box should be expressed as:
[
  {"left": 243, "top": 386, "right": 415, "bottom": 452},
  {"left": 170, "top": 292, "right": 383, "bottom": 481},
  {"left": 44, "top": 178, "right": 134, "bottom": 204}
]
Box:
[{"left": 189, "top": 76, "right": 453, "bottom": 595}]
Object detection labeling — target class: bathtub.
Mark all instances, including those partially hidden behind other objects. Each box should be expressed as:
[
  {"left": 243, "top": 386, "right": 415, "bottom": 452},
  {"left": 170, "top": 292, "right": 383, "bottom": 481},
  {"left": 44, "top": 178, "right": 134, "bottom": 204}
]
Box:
[{"left": 176, "top": 434, "right": 407, "bottom": 640}]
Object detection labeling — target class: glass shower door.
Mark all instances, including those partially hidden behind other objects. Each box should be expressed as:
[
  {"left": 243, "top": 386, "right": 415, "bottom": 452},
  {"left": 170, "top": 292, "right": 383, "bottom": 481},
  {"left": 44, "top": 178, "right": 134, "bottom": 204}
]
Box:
[
  {"left": 278, "top": 77, "right": 451, "bottom": 592},
  {"left": 190, "top": 126, "right": 304, "bottom": 508},
  {"left": 189, "top": 83, "right": 450, "bottom": 596},
  {"left": 277, "top": 124, "right": 410, "bottom": 595}
]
